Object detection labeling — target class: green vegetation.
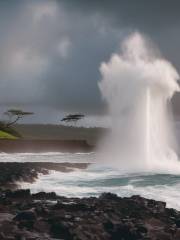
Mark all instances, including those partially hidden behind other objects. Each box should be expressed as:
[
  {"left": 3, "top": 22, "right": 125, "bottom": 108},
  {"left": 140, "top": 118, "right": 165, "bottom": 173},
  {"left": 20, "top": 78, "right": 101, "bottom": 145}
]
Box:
[
  {"left": 0, "top": 130, "right": 18, "bottom": 139},
  {"left": 61, "top": 114, "right": 85, "bottom": 125},
  {"left": 0, "top": 108, "right": 33, "bottom": 139},
  {"left": 0, "top": 122, "right": 21, "bottom": 138},
  {"left": 4, "top": 109, "right": 34, "bottom": 127}
]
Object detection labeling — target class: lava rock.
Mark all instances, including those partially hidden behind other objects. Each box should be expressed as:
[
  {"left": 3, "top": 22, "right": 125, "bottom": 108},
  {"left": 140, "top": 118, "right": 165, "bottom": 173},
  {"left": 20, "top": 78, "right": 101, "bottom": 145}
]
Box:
[
  {"left": 14, "top": 210, "right": 37, "bottom": 222},
  {"left": 0, "top": 188, "right": 180, "bottom": 239}
]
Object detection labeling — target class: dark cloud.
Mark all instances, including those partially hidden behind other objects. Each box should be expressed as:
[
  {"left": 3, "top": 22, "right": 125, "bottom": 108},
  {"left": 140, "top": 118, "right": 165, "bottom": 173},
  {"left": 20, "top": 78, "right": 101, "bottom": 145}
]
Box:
[
  {"left": 0, "top": 0, "right": 180, "bottom": 121},
  {"left": 61, "top": 0, "right": 180, "bottom": 63},
  {"left": 62, "top": 0, "right": 180, "bottom": 31}
]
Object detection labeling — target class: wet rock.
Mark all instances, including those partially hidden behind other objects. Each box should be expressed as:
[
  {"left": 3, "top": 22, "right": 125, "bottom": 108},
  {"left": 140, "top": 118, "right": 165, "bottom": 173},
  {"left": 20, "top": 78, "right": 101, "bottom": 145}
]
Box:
[
  {"left": 14, "top": 210, "right": 37, "bottom": 222},
  {"left": 32, "top": 191, "right": 57, "bottom": 200},
  {"left": 174, "top": 228, "right": 180, "bottom": 239},
  {"left": 0, "top": 162, "right": 89, "bottom": 189},
  {"left": 50, "top": 220, "right": 73, "bottom": 240},
  {"left": 1, "top": 189, "right": 180, "bottom": 239},
  {"left": 175, "top": 218, "right": 180, "bottom": 227},
  {"left": 100, "top": 192, "right": 120, "bottom": 201},
  {"left": 6, "top": 189, "right": 31, "bottom": 199}
]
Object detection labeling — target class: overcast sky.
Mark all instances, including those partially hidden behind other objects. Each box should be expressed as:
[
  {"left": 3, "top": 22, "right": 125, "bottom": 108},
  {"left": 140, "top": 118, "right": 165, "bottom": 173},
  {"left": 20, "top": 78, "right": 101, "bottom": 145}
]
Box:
[{"left": 0, "top": 0, "right": 180, "bottom": 125}]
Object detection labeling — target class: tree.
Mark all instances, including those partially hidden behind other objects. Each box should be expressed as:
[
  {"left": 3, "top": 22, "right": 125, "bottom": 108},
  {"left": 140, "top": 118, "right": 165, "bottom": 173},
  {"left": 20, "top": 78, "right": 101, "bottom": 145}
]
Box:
[
  {"left": 4, "top": 109, "right": 34, "bottom": 127},
  {"left": 61, "top": 114, "right": 85, "bottom": 125}
]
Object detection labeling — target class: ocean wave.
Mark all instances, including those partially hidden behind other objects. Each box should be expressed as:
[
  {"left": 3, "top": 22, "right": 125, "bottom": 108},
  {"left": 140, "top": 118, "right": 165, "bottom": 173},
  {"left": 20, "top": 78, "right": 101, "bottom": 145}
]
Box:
[{"left": 19, "top": 165, "right": 180, "bottom": 210}]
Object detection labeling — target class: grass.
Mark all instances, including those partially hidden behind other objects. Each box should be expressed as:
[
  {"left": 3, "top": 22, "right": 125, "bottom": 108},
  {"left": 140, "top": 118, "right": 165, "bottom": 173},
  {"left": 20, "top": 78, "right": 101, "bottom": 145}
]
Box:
[{"left": 0, "top": 130, "right": 18, "bottom": 139}]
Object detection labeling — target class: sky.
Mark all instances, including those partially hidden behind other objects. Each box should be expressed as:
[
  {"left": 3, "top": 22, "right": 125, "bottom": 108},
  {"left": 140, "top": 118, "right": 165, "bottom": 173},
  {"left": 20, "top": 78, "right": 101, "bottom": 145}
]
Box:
[{"left": 0, "top": 0, "right": 180, "bottom": 125}]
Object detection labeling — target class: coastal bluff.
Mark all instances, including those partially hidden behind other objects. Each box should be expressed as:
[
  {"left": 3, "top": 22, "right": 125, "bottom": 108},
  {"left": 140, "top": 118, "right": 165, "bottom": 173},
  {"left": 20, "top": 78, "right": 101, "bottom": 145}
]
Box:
[{"left": 0, "top": 139, "right": 93, "bottom": 153}]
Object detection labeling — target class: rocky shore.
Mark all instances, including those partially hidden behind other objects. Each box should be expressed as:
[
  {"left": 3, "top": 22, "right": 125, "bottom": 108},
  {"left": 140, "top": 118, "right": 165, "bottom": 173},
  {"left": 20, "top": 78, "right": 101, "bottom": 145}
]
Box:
[
  {"left": 0, "top": 162, "right": 180, "bottom": 239},
  {"left": 0, "top": 162, "right": 89, "bottom": 189},
  {"left": 0, "top": 190, "right": 180, "bottom": 239}
]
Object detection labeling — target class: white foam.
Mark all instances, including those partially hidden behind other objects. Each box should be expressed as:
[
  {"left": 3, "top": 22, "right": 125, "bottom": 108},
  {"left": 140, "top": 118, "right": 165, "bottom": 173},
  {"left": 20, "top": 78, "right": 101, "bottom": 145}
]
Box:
[
  {"left": 0, "top": 152, "right": 95, "bottom": 163},
  {"left": 19, "top": 164, "right": 180, "bottom": 210},
  {"left": 98, "top": 32, "right": 180, "bottom": 173}
]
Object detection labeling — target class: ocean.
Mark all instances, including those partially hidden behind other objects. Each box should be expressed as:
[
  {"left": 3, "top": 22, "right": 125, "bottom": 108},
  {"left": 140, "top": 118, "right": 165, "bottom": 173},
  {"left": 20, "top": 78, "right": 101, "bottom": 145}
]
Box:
[{"left": 1, "top": 151, "right": 180, "bottom": 210}]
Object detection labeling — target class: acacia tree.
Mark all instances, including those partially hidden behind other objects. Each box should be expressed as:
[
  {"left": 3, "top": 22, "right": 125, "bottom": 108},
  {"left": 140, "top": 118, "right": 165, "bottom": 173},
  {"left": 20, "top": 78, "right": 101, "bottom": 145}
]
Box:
[
  {"left": 61, "top": 114, "right": 85, "bottom": 125},
  {"left": 4, "top": 109, "right": 34, "bottom": 127}
]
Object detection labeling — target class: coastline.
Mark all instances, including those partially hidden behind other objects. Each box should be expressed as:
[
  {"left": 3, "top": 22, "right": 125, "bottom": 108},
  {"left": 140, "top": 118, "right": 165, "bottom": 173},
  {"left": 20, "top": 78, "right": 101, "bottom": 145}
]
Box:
[
  {"left": 0, "top": 189, "right": 180, "bottom": 239},
  {"left": 0, "top": 139, "right": 94, "bottom": 153},
  {"left": 0, "top": 162, "right": 89, "bottom": 189},
  {"left": 0, "top": 162, "right": 179, "bottom": 239}
]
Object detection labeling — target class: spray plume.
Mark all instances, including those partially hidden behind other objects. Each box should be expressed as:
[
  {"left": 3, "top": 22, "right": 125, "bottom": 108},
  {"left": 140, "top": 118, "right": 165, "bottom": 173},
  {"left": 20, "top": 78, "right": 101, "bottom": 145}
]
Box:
[{"left": 99, "top": 32, "right": 180, "bottom": 173}]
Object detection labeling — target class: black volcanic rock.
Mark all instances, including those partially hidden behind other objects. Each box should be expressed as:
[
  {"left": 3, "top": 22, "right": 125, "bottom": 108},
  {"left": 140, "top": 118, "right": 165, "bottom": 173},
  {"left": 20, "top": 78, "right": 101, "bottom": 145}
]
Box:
[
  {"left": 0, "top": 163, "right": 180, "bottom": 239},
  {"left": 0, "top": 162, "right": 89, "bottom": 189},
  {"left": 5, "top": 189, "right": 31, "bottom": 199},
  {"left": 32, "top": 191, "right": 57, "bottom": 200},
  {"left": 0, "top": 190, "right": 180, "bottom": 239},
  {"left": 14, "top": 210, "right": 37, "bottom": 222}
]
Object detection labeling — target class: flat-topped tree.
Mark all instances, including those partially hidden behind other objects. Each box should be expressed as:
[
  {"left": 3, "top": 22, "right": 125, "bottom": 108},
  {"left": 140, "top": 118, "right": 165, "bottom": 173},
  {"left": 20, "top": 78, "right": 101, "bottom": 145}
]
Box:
[
  {"left": 4, "top": 109, "right": 34, "bottom": 127},
  {"left": 61, "top": 114, "right": 85, "bottom": 125}
]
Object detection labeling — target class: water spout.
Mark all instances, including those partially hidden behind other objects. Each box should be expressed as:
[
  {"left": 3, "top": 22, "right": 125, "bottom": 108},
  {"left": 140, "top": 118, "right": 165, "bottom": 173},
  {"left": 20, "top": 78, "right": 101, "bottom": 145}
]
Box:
[
  {"left": 99, "top": 32, "right": 180, "bottom": 173},
  {"left": 146, "top": 87, "right": 150, "bottom": 166}
]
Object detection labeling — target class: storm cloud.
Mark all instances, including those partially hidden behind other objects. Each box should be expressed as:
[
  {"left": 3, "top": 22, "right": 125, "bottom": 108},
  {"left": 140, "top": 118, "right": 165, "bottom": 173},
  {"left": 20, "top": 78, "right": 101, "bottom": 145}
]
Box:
[{"left": 0, "top": 0, "right": 180, "bottom": 122}]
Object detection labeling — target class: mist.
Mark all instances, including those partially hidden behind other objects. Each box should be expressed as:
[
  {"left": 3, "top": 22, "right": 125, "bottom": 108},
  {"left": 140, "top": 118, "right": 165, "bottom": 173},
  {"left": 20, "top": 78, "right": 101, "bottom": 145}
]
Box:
[{"left": 98, "top": 32, "right": 180, "bottom": 173}]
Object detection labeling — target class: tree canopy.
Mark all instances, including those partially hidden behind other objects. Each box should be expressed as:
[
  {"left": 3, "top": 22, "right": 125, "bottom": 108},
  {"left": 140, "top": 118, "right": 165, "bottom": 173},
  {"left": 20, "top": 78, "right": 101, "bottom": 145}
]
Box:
[
  {"left": 4, "top": 109, "right": 34, "bottom": 127},
  {"left": 61, "top": 114, "right": 85, "bottom": 124}
]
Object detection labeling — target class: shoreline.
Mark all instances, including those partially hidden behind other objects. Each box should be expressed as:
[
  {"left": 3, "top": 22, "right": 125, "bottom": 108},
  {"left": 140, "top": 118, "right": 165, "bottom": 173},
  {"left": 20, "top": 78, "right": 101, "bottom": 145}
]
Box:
[
  {"left": 0, "top": 189, "right": 180, "bottom": 239},
  {"left": 0, "top": 139, "right": 94, "bottom": 153},
  {"left": 0, "top": 162, "right": 180, "bottom": 239},
  {"left": 0, "top": 162, "right": 89, "bottom": 189}
]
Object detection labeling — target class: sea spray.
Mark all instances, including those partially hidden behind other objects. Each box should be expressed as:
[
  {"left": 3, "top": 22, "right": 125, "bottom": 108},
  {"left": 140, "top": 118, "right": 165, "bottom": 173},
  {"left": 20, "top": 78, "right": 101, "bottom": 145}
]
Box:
[{"left": 98, "top": 32, "right": 180, "bottom": 173}]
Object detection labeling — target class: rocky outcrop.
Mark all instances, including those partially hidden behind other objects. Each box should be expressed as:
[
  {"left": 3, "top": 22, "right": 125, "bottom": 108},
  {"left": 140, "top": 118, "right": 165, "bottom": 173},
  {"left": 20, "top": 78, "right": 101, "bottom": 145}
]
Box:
[
  {"left": 0, "top": 162, "right": 179, "bottom": 239},
  {"left": 0, "top": 190, "right": 180, "bottom": 239},
  {"left": 0, "top": 162, "right": 89, "bottom": 189}
]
